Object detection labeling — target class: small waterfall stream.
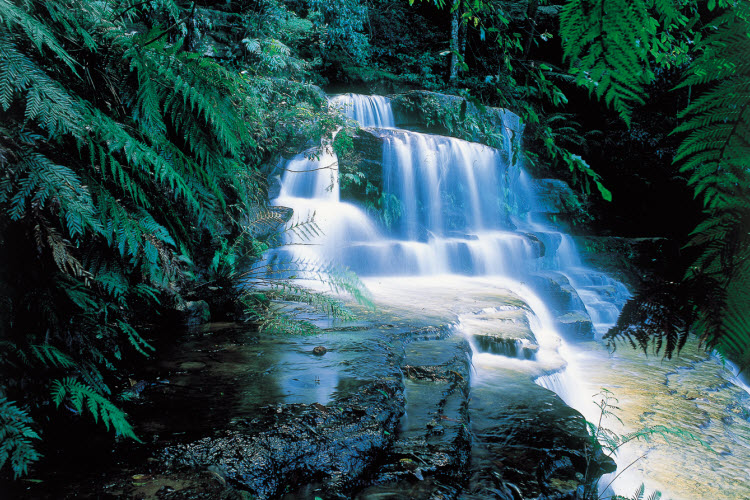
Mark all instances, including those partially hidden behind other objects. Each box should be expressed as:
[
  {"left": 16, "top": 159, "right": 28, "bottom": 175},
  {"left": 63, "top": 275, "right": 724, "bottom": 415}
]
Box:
[{"left": 267, "top": 94, "right": 750, "bottom": 499}]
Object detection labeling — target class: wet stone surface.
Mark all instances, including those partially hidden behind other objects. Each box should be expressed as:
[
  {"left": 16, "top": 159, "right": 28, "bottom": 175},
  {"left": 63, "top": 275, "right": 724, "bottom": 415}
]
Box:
[
  {"left": 527, "top": 272, "right": 595, "bottom": 341},
  {"left": 464, "top": 307, "right": 539, "bottom": 359},
  {"left": 10, "top": 314, "right": 610, "bottom": 499},
  {"left": 357, "top": 330, "right": 472, "bottom": 498},
  {"left": 463, "top": 379, "right": 613, "bottom": 499},
  {"left": 161, "top": 379, "right": 405, "bottom": 499},
  {"left": 144, "top": 318, "right": 604, "bottom": 499}
]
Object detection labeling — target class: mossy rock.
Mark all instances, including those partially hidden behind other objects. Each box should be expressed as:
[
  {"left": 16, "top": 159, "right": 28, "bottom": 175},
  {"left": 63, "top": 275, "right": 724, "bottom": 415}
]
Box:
[
  {"left": 337, "top": 128, "right": 385, "bottom": 203},
  {"left": 389, "top": 90, "right": 522, "bottom": 151},
  {"left": 556, "top": 311, "right": 594, "bottom": 340}
]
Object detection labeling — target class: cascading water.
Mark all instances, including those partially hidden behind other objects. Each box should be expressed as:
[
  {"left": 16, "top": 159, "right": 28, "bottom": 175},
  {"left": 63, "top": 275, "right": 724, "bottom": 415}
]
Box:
[
  {"left": 329, "top": 93, "right": 395, "bottom": 128},
  {"left": 267, "top": 93, "right": 750, "bottom": 499}
]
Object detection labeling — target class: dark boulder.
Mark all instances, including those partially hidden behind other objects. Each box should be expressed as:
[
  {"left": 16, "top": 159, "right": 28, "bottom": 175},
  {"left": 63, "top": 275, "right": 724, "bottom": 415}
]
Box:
[{"left": 161, "top": 380, "right": 404, "bottom": 499}]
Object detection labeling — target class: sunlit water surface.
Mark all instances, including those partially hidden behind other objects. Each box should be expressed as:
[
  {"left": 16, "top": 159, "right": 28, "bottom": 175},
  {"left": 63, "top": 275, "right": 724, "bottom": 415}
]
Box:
[{"left": 358, "top": 276, "right": 750, "bottom": 500}]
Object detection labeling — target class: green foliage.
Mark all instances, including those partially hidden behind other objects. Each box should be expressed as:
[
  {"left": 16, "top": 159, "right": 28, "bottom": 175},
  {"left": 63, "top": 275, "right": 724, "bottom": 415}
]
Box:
[
  {"left": 534, "top": 114, "right": 611, "bottom": 201},
  {"left": 51, "top": 378, "right": 139, "bottom": 441},
  {"left": 559, "top": 0, "right": 693, "bottom": 126},
  {"left": 245, "top": 265, "right": 372, "bottom": 334},
  {"left": 391, "top": 92, "right": 510, "bottom": 151},
  {"left": 0, "top": 0, "right": 344, "bottom": 478},
  {"left": 309, "top": 0, "right": 370, "bottom": 65},
  {"left": 612, "top": 484, "right": 662, "bottom": 500},
  {"left": 603, "top": 1, "right": 750, "bottom": 368},
  {"left": 0, "top": 397, "right": 41, "bottom": 479},
  {"left": 401, "top": 1, "right": 610, "bottom": 204},
  {"left": 560, "top": 0, "right": 653, "bottom": 126},
  {"left": 333, "top": 123, "right": 403, "bottom": 226}
]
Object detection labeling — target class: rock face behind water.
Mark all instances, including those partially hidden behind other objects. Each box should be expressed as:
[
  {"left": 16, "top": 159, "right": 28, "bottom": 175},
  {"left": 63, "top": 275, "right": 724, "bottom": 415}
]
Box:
[{"left": 389, "top": 90, "right": 522, "bottom": 149}]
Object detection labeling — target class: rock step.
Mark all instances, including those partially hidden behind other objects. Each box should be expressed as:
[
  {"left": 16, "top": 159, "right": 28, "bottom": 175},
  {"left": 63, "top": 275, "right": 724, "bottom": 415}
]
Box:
[{"left": 357, "top": 328, "right": 472, "bottom": 499}]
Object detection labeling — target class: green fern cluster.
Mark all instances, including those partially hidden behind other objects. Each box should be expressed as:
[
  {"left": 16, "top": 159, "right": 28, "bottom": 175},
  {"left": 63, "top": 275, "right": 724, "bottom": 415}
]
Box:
[
  {"left": 0, "top": 0, "right": 342, "bottom": 479},
  {"left": 560, "top": 0, "right": 650, "bottom": 126},
  {"left": 559, "top": 0, "right": 750, "bottom": 368},
  {"left": 559, "top": 0, "right": 688, "bottom": 126},
  {"left": 51, "top": 378, "right": 138, "bottom": 441},
  {"left": 673, "top": 0, "right": 750, "bottom": 367},
  {"left": 0, "top": 397, "right": 41, "bottom": 479}
]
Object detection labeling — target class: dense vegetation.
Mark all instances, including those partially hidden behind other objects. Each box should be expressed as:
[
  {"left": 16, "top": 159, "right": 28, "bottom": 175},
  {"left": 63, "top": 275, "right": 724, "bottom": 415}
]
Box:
[
  {"left": 0, "top": 0, "right": 748, "bottom": 482},
  {"left": 0, "top": 0, "right": 350, "bottom": 478}
]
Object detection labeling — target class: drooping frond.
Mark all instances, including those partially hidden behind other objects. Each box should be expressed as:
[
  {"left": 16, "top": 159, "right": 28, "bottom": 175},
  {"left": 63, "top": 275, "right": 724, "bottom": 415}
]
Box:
[
  {"left": 0, "top": 0, "right": 77, "bottom": 71},
  {"left": 559, "top": 0, "right": 655, "bottom": 125},
  {"left": 0, "top": 35, "right": 81, "bottom": 136},
  {"left": 50, "top": 378, "right": 139, "bottom": 441},
  {"left": 674, "top": 1, "right": 750, "bottom": 208},
  {"left": 0, "top": 0, "right": 360, "bottom": 480},
  {"left": 605, "top": 282, "right": 689, "bottom": 358},
  {"left": 672, "top": 1, "right": 750, "bottom": 367}
]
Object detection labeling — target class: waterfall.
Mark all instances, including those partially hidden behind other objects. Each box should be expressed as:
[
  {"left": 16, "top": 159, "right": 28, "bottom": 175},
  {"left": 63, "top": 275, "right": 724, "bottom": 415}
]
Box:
[
  {"left": 329, "top": 93, "right": 395, "bottom": 128},
  {"left": 263, "top": 93, "right": 750, "bottom": 500},
  {"left": 268, "top": 92, "right": 629, "bottom": 322},
  {"left": 268, "top": 91, "right": 629, "bottom": 418}
]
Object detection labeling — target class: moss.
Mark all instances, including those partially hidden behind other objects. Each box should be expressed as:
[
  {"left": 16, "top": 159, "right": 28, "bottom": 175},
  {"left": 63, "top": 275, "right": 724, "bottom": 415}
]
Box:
[{"left": 389, "top": 90, "right": 522, "bottom": 154}]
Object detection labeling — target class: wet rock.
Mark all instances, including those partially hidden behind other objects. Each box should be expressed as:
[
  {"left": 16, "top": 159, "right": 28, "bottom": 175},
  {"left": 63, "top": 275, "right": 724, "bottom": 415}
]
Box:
[
  {"left": 467, "top": 307, "right": 539, "bottom": 359},
  {"left": 466, "top": 381, "right": 610, "bottom": 499},
  {"left": 266, "top": 174, "right": 282, "bottom": 199},
  {"left": 179, "top": 361, "right": 207, "bottom": 371},
  {"left": 556, "top": 311, "right": 595, "bottom": 340},
  {"left": 527, "top": 272, "right": 587, "bottom": 315},
  {"left": 206, "top": 465, "right": 227, "bottom": 486},
  {"left": 523, "top": 233, "right": 546, "bottom": 258},
  {"left": 356, "top": 330, "right": 472, "bottom": 498},
  {"left": 161, "top": 380, "right": 404, "bottom": 499},
  {"left": 176, "top": 300, "right": 211, "bottom": 326},
  {"left": 389, "top": 91, "right": 523, "bottom": 148},
  {"left": 142, "top": 321, "right": 611, "bottom": 500},
  {"left": 530, "top": 178, "right": 581, "bottom": 216},
  {"left": 121, "top": 379, "right": 149, "bottom": 400},
  {"left": 312, "top": 346, "right": 328, "bottom": 356},
  {"left": 338, "top": 128, "right": 386, "bottom": 203}
]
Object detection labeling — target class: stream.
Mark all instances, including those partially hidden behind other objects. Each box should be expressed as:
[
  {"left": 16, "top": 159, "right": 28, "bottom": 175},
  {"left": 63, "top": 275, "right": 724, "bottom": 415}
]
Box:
[{"left": 260, "top": 93, "right": 750, "bottom": 499}]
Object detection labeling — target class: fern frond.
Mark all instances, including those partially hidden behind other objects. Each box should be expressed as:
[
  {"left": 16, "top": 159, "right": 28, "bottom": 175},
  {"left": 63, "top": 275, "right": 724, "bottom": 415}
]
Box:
[
  {"left": 29, "top": 344, "right": 76, "bottom": 369},
  {"left": 0, "top": 397, "right": 41, "bottom": 479},
  {"left": 116, "top": 320, "right": 154, "bottom": 357},
  {"left": 560, "top": 0, "right": 655, "bottom": 125},
  {"left": 50, "top": 378, "right": 139, "bottom": 441},
  {"left": 0, "top": 0, "right": 77, "bottom": 71}
]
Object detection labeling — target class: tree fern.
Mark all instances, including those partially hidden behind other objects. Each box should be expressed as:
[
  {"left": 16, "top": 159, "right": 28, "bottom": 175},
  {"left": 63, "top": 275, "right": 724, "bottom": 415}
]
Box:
[
  {"left": 670, "top": 1, "right": 750, "bottom": 365},
  {"left": 560, "top": 0, "right": 653, "bottom": 125},
  {"left": 565, "top": 0, "right": 750, "bottom": 368}
]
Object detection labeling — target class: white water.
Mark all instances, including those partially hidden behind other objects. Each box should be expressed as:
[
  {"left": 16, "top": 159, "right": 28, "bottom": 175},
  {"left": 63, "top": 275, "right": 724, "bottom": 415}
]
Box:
[{"left": 265, "top": 93, "right": 750, "bottom": 499}]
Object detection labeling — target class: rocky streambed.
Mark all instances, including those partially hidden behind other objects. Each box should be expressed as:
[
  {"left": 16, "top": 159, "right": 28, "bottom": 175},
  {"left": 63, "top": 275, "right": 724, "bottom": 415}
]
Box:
[
  {"left": 145, "top": 317, "right": 606, "bottom": 499},
  {"left": 11, "top": 279, "right": 615, "bottom": 499}
]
